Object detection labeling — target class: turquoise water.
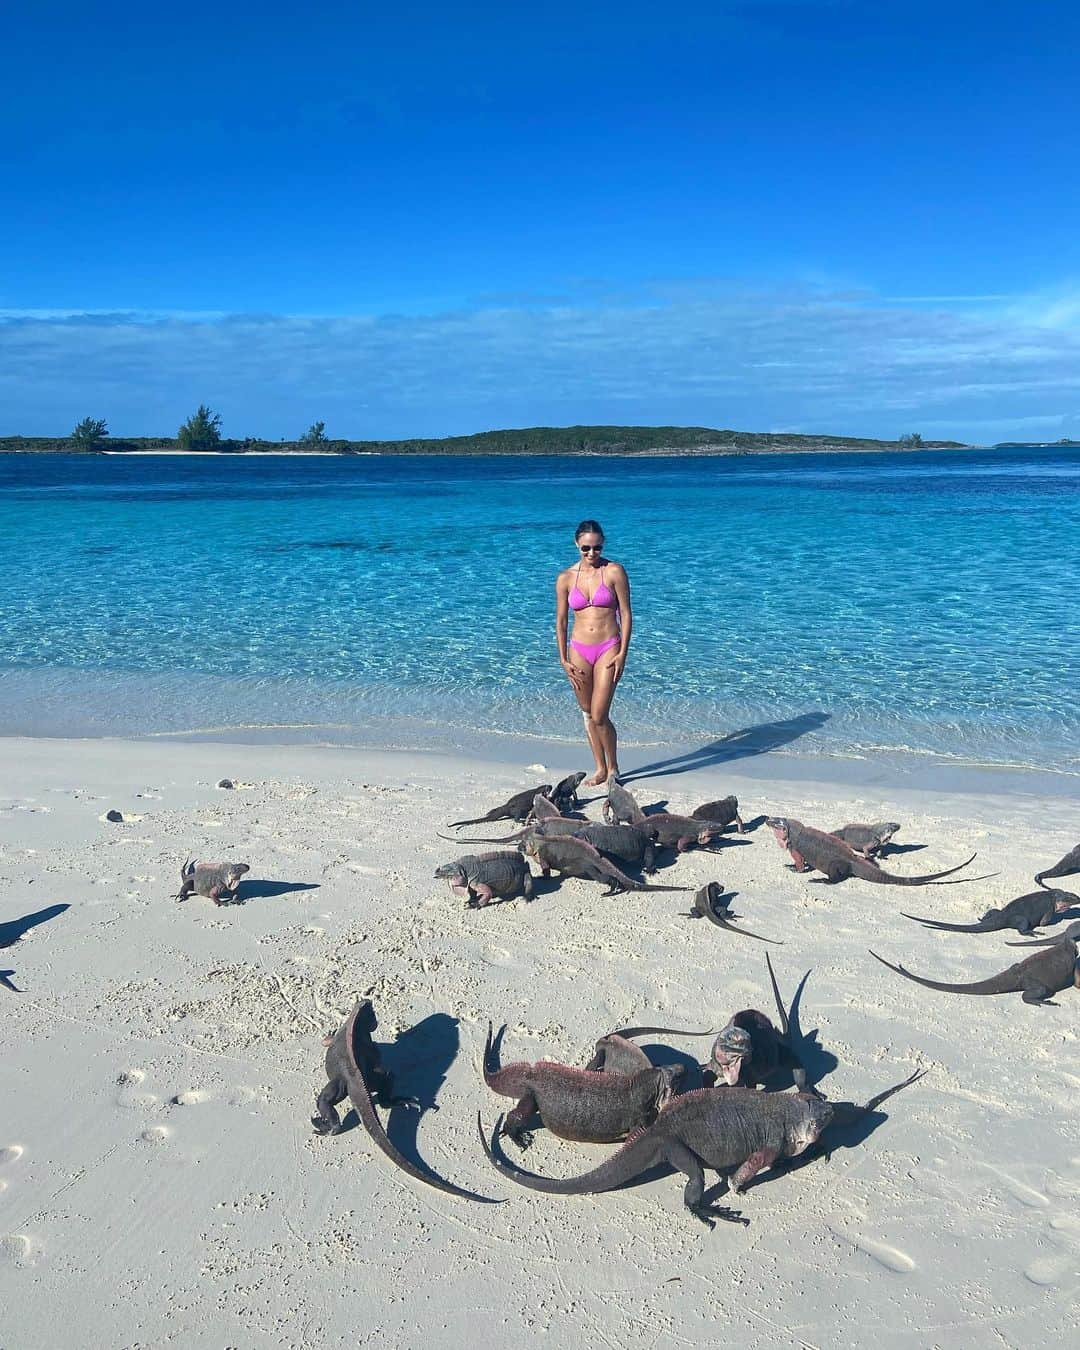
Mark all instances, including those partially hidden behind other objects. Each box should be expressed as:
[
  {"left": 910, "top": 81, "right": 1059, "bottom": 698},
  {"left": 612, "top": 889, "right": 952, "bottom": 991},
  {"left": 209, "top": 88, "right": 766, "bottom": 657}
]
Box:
[{"left": 1, "top": 449, "right": 1077, "bottom": 769}]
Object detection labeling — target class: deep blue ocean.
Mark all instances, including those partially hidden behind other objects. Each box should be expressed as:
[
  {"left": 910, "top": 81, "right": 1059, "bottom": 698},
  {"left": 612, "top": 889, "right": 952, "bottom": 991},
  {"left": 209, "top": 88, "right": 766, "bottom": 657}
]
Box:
[{"left": 1, "top": 448, "right": 1077, "bottom": 770}]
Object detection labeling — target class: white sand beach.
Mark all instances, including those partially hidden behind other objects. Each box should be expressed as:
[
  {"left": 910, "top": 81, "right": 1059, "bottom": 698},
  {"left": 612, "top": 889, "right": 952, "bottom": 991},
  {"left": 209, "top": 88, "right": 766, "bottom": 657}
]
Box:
[{"left": 1, "top": 734, "right": 1078, "bottom": 1348}]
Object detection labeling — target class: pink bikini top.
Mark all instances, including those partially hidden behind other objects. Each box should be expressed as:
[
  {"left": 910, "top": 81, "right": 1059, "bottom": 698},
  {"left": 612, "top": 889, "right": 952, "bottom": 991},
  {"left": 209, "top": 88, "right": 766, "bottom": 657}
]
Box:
[{"left": 569, "top": 564, "right": 617, "bottom": 611}]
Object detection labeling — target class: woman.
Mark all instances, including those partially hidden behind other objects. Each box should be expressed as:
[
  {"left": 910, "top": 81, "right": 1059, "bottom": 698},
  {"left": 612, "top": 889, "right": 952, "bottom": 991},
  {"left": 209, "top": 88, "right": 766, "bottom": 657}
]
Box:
[{"left": 555, "top": 519, "right": 632, "bottom": 785}]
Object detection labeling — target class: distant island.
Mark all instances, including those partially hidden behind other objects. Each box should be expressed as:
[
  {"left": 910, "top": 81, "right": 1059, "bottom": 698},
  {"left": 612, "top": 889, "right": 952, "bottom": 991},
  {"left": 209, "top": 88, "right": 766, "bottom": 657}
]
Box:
[{"left": 0, "top": 425, "right": 970, "bottom": 456}]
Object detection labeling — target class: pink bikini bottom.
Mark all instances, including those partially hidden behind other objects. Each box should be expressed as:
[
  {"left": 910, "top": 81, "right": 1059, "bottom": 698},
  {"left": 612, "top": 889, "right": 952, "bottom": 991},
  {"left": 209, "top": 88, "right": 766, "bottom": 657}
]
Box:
[{"left": 569, "top": 635, "right": 620, "bottom": 666}]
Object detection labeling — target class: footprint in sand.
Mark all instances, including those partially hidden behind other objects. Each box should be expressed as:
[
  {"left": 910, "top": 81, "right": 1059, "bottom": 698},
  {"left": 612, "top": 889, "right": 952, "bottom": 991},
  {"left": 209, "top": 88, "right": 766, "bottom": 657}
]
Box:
[
  {"left": 982, "top": 1165, "right": 1050, "bottom": 1209},
  {"left": 171, "top": 1090, "right": 212, "bottom": 1106},
  {"left": 169, "top": 1086, "right": 254, "bottom": 1108},
  {"left": 0, "top": 1145, "right": 23, "bottom": 1191},
  {"left": 138, "top": 1126, "right": 171, "bottom": 1145},
  {"left": 115, "top": 1070, "right": 160, "bottom": 1110},
  {"left": 1017, "top": 1176, "right": 1080, "bottom": 1284},
  {"left": 0, "top": 1234, "right": 39, "bottom": 1267},
  {"left": 1024, "top": 1254, "right": 1073, "bottom": 1286},
  {"left": 829, "top": 1224, "right": 915, "bottom": 1274},
  {"left": 1046, "top": 1174, "right": 1080, "bottom": 1201}
]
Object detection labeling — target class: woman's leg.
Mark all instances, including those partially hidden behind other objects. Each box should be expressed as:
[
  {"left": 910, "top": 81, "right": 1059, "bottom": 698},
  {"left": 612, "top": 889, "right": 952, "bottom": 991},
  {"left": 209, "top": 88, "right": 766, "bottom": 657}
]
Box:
[
  {"left": 568, "top": 646, "right": 606, "bottom": 783},
  {"left": 590, "top": 649, "right": 621, "bottom": 780}
]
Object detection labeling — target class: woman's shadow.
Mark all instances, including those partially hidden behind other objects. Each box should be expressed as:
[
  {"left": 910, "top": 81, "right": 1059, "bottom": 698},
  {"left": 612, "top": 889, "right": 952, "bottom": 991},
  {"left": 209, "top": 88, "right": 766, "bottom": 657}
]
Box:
[
  {"left": 619, "top": 712, "right": 831, "bottom": 784},
  {"left": 1, "top": 903, "right": 71, "bottom": 993},
  {"left": 0, "top": 903, "right": 70, "bottom": 949}
]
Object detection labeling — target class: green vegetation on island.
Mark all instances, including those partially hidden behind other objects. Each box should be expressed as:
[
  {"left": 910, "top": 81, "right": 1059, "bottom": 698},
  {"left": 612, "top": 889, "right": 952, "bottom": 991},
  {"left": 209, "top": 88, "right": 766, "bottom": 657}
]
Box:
[
  {"left": 177, "top": 404, "right": 223, "bottom": 451},
  {"left": 0, "top": 422, "right": 969, "bottom": 455}
]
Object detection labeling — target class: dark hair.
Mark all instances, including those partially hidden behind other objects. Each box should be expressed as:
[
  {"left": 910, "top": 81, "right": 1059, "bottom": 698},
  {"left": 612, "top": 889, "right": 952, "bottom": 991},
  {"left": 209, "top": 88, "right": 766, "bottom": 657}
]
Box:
[{"left": 574, "top": 519, "right": 604, "bottom": 541}]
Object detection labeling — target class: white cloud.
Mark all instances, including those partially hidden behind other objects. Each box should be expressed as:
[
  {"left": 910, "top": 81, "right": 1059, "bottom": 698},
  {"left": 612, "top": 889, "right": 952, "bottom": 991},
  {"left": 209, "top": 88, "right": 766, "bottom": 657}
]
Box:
[{"left": 2, "top": 283, "right": 1079, "bottom": 442}]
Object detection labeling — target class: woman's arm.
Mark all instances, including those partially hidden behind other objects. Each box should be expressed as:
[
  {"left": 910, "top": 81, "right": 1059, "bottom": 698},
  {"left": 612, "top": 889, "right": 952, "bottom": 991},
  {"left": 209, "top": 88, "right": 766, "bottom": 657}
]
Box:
[
  {"left": 608, "top": 565, "right": 632, "bottom": 682},
  {"left": 555, "top": 574, "right": 584, "bottom": 688}
]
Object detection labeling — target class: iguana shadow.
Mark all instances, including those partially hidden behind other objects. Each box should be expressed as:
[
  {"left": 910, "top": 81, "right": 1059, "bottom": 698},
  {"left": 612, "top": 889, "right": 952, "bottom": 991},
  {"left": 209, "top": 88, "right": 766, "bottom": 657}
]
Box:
[
  {"left": 233, "top": 879, "right": 321, "bottom": 901},
  {"left": 696, "top": 1097, "right": 906, "bottom": 1206},
  {"left": 0, "top": 903, "right": 70, "bottom": 948},
  {"left": 336, "top": 1014, "right": 460, "bottom": 1171},
  {"left": 785, "top": 968, "right": 840, "bottom": 1093},
  {"left": 527, "top": 874, "right": 565, "bottom": 898},
  {"left": 619, "top": 713, "right": 831, "bottom": 784}
]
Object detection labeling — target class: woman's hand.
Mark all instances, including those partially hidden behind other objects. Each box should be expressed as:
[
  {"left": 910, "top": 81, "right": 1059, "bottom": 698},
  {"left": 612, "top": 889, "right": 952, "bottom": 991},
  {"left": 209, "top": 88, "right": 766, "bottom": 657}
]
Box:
[
  {"left": 607, "top": 653, "right": 626, "bottom": 685},
  {"left": 562, "top": 658, "right": 584, "bottom": 690}
]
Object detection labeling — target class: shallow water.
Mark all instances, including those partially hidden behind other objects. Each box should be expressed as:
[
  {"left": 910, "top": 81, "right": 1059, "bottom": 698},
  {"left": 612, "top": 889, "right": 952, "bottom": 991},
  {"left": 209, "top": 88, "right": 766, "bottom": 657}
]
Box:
[{"left": 1, "top": 448, "right": 1077, "bottom": 770}]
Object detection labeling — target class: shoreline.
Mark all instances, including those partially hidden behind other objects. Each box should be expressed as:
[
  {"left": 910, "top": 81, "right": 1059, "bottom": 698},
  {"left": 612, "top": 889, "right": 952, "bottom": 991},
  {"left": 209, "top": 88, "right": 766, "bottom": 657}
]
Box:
[
  {"left": 2, "top": 732, "right": 1078, "bottom": 1346},
  {"left": 33, "top": 443, "right": 982, "bottom": 457},
  {"left": 5, "top": 722, "right": 1079, "bottom": 801}
]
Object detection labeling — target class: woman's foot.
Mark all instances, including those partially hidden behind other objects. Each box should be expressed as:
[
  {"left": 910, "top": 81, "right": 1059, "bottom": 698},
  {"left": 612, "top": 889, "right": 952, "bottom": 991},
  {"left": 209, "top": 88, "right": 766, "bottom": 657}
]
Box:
[{"left": 584, "top": 767, "right": 608, "bottom": 787}]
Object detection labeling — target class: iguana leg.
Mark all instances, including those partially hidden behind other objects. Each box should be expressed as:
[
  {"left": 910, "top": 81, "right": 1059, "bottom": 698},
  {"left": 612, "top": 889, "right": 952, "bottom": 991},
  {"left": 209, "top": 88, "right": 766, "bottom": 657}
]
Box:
[
  {"left": 503, "top": 1093, "right": 540, "bottom": 1148},
  {"left": 729, "top": 1147, "right": 780, "bottom": 1193},
  {"left": 789, "top": 850, "right": 807, "bottom": 872},
  {"left": 312, "top": 1077, "right": 349, "bottom": 1134},
  {"left": 1021, "top": 984, "right": 1057, "bottom": 1005},
  {"left": 472, "top": 883, "right": 495, "bottom": 907},
  {"left": 664, "top": 1141, "right": 746, "bottom": 1228},
  {"left": 209, "top": 884, "right": 225, "bottom": 905},
  {"left": 735, "top": 814, "right": 745, "bottom": 833},
  {"left": 364, "top": 1064, "right": 421, "bottom": 1111}
]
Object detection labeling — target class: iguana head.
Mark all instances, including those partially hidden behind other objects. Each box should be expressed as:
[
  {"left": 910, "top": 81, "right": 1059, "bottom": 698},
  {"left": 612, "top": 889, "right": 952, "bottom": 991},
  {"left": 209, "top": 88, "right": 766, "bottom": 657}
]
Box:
[
  {"left": 788, "top": 1094, "right": 834, "bottom": 1155},
  {"left": 225, "top": 862, "right": 250, "bottom": 886},
  {"left": 870, "top": 822, "right": 901, "bottom": 843},
  {"left": 710, "top": 1023, "right": 753, "bottom": 1086},
  {"left": 654, "top": 1064, "right": 685, "bottom": 1112},
  {"left": 529, "top": 794, "right": 560, "bottom": 822},
  {"left": 434, "top": 861, "right": 468, "bottom": 885},
  {"left": 766, "top": 816, "right": 791, "bottom": 846},
  {"left": 1051, "top": 890, "right": 1079, "bottom": 914}
]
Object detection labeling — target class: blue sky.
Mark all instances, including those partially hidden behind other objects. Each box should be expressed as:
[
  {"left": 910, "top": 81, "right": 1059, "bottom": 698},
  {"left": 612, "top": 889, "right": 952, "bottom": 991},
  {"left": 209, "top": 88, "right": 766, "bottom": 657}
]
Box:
[{"left": 2, "top": 1, "right": 1079, "bottom": 442}]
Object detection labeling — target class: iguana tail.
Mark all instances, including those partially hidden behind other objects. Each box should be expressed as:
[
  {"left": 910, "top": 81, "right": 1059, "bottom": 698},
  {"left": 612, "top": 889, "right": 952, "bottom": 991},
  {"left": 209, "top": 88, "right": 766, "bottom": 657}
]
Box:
[
  {"left": 869, "top": 950, "right": 1017, "bottom": 996},
  {"left": 828, "top": 1067, "right": 927, "bottom": 1125},
  {"left": 765, "top": 952, "right": 791, "bottom": 1038},
  {"left": 437, "top": 829, "right": 523, "bottom": 844},
  {"left": 608, "top": 1024, "right": 713, "bottom": 1040},
  {"left": 478, "top": 1112, "right": 661, "bottom": 1194},
  {"left": 340, "top": 1001, "right": 499, "bottom": 1203},
  {"left": 868, "top": 853, "right": 991, "bottom": 885},
  {"left": 900, "top": 912, "right": 992, "bottom": 932}
]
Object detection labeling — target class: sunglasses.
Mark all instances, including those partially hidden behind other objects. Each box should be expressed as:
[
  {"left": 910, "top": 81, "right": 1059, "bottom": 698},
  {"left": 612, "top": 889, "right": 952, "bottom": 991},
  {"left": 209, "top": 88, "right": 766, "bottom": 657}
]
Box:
[{"left": 579, "top": 544, "right": 603, "bottom": 552}]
